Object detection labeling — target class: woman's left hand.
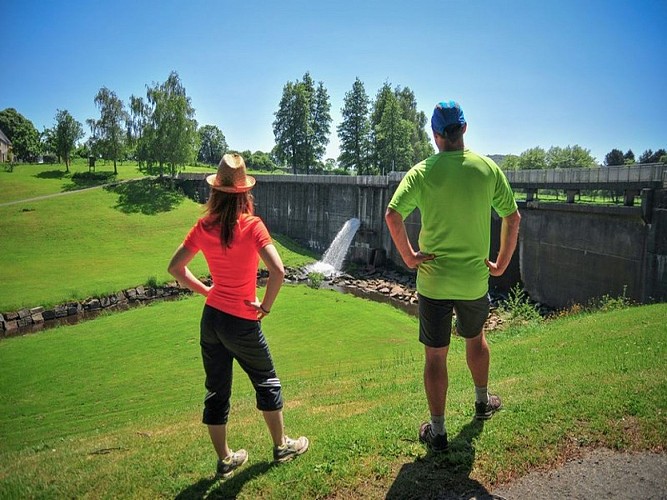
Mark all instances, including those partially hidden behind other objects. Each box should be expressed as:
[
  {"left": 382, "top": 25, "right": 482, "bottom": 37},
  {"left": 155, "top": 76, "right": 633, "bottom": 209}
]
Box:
[{"left": 244, "top": 299, "right": 270, "bottom": 320}]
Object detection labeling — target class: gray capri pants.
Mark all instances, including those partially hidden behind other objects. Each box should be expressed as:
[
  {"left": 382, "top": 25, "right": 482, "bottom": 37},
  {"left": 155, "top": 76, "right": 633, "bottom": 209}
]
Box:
[{"left": 199, "top": 304, "right": 283, "bottom": 425}]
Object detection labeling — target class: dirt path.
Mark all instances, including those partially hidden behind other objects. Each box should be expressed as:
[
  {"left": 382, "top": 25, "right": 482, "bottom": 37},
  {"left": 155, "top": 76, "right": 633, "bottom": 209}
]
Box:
[
  {"left": 491, "top": 448, "right": 667, "bottom": 500},
  {"left": 0, "top": 185, "right": 107, "bottom": 207}
]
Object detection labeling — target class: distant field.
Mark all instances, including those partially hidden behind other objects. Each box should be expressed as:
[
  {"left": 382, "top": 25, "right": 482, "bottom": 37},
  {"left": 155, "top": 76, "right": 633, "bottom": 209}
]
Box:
[
  {"left": 0, "top": 181, "right": 316, "bottom": 311},
  {"left": 0, "top": 159, "right": 284, "bottom": 205}
]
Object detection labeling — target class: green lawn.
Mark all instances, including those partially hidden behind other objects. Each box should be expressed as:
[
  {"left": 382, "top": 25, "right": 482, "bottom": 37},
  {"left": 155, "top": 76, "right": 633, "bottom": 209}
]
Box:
[
  {"left": 0, "top": 290, "right": 664, "bottom": 499},
  {"left": 0, "top": 181, "right": 315, "bottom": 311}
]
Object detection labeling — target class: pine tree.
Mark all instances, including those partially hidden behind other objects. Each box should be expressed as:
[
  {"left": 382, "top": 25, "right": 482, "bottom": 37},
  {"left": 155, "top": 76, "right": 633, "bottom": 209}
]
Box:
[{"left": 337, "top": 78, "right": 371, "bottom": 174}]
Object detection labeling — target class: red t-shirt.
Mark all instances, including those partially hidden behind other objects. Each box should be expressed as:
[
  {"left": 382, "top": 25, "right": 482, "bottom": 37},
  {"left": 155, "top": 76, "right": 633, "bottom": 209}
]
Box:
[{"left": 183, "top": 213, "right": 272, "bottom": 320}]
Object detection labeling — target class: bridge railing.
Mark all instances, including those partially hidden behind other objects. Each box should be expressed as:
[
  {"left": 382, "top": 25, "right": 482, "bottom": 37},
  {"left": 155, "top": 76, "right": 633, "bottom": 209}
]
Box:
[{"left": 505, "top": 163, "right": 666, "bottom": 187}]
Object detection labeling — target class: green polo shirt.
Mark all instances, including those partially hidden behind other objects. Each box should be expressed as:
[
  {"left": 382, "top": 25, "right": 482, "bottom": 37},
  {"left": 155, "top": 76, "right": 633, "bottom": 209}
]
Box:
[{"left": 388, "top": 149, "right": 517, "bottom": 300}]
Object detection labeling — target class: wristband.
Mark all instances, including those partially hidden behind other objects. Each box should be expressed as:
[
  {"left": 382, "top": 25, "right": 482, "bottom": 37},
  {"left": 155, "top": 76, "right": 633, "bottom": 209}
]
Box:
[{"left": 260, "top": 304, "right": 270, "bottom": 314}]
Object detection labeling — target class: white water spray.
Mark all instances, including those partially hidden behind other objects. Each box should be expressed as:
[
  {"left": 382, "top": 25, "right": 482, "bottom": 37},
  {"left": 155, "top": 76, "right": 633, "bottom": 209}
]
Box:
[{"left": 305, "top": 218, "right": 361, "bottom": 277}]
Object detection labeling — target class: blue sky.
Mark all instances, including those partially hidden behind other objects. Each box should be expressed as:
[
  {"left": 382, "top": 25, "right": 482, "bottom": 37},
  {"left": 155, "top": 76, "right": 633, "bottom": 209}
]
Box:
[{"left": 2, "top": 0, "right": 666, "bottom": 164}]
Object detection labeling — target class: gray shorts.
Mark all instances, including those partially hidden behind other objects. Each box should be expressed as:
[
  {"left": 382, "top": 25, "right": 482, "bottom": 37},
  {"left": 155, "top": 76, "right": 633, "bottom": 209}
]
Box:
[{"left": 418, "top": 293, "right": 489, "bottom": 348}]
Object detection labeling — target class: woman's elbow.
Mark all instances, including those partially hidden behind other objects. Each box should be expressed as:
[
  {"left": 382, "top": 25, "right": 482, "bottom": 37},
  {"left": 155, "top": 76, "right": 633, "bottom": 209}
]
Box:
[{"left": 271, "top": 265, "right": 285, "bottom": 280}]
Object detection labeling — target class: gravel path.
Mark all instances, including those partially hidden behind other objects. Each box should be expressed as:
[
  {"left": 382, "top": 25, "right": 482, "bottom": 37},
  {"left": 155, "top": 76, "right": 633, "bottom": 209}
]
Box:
[{"left": 491, "top": 448, "right": 667, "bottom": 500}]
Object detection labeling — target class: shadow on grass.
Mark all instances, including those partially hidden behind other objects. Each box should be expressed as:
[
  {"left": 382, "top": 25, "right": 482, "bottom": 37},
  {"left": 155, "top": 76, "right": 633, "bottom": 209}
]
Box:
[
  {"left": 386, "top": 419, "right": 494, "bottom": 499},
  {"left": 35, "top": 169, "right": 67, "bottom": 179},
  {"left": 63, "top": 171, "right": 118, "bottom": 191},
  {"left": 105, "top": 178, "right": 185, "bottom": 215},
  {"left": 175, "top": 461, "right": 274, "bottom": 499}
]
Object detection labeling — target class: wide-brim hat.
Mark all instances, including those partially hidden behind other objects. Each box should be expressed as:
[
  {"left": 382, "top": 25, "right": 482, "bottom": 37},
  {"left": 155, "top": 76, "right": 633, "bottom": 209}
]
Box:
[{"left": 206, "top": 153, "right": 256, "bottom": 193}]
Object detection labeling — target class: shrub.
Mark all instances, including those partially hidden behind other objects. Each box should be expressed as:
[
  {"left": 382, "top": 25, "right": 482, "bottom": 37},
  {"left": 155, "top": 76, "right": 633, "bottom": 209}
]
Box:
[
  {"left": 500, "top": 284, "right": 542, "bottom": 326},
  {"left": 597, "top": 286, "right": 631, "bottom": 312},
  {"left": 307, "top": 272, "right": 325, "bottom": 289}
]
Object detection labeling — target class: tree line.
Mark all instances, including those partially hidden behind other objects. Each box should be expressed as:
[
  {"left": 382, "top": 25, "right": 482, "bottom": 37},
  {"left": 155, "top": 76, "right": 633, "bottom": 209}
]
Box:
[
  {"left": 1, "top": 70, "right": 665, "bottom": 175},
  {"left": 499, "top": 145, "right": 667, "bottom": 171}
]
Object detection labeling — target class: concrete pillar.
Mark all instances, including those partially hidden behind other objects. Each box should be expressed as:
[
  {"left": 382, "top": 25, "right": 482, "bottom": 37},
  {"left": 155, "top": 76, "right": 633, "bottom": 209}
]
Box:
[
  {"left": 566, "top": 190, "right": 579, "bottom": 203},
  {"left": 624, "top": 190, "right": 639, "bottom": 206}
]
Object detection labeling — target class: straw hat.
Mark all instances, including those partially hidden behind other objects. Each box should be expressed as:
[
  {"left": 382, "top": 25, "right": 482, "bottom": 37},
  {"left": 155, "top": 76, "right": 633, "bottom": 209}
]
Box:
[{"left": 206, "top": 153, "right": 256, "bottom": 193}]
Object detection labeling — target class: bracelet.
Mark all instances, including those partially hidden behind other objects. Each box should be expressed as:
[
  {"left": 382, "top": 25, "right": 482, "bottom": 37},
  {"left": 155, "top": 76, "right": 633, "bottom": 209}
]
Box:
[{"left": 260, "top": 304, "right": 270, "bottom": 314}]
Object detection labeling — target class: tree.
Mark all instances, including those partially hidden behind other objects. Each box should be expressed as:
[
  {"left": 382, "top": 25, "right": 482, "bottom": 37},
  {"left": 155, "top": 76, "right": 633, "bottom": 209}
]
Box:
[
  {"left": 605, "top": 148, "right": 625, "bottom": 166},
  {"left": 197, "top": 125, "right": 228, "bottom": 165},
  {"left": 395, "top": 86, "right": 434, "bottom": 164},
  {"left": 273, "top": 73, "right": 331, "bottom": 174},
  {"left": 142, "top": 71, "right": 199, "bottom": 177},
  {"left": 624, "top": 149, "right": 635, "bottom": 165},
  {"left": 310, "top": 81, "right": 332, "bottom": 170},
  {"left": 243, "top": 150, "right": 277, "bottom": 171},
  {"left": 500, "top": 155, "right": 520, "bottom": 170},
  {"left": 517, "top": 147, "right": 547, "bottom": 170},
  {"left": 375, "top": 94, "right": 412, "bottom": 173},
  {"left": 273, "top": 81, "right": 309, "bottom": 173},
  {"left": 337, "top": 78, "right": 372, "bottom": 174},
  {"left": 0, "top": 108, "right": 41, "bottom": 161},
  {"left": 128, "top": 95, "right": 150, "bottom": 165},
  {"left": 369, "top": 82, "right": 396, "bottom": 172},
  {"left": 369, "top": 83, "right": 433, "bottom": 174},
  {"left": 53, "top": 109, "right": 84, "bottom": 172},
  {"left": 545, "top": 145, "right": 597, "bottom": 169},
  {"left": 639, "top": 148, "right": 666, "bottom": 163},
  {"left": 92, "top": 87, "right": 128, "bottom": 174}
]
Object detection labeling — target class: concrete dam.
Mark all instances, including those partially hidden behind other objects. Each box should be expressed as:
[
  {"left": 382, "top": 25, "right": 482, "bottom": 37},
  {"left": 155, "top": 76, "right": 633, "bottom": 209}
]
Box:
[{"left": 177, "top": 164, "right": 667, "bottom": 309}]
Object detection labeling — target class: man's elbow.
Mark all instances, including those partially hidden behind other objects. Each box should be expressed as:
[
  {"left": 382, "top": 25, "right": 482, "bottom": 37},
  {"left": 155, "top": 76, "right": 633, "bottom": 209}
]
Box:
[{"left": 385, "top": 208, "right": 400, "bottom": 225}]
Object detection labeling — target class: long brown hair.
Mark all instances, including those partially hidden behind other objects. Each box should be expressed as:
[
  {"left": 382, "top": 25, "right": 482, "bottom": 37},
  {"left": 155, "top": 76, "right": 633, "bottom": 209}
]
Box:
[{"left": 204, "top": 189, "right": 255, "bottom": 248}]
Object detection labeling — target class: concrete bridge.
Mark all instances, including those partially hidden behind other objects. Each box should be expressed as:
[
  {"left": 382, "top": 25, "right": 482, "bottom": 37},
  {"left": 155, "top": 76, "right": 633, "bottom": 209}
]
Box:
[
  {"left": 505, "top": 163, "right": 666, "bottom": 205},
  {"left": 177, "top": 163, "right": 667, "bottom": 309}
]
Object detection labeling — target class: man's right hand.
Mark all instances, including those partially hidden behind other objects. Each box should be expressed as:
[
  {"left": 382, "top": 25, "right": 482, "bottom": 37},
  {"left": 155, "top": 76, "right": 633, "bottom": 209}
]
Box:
[{"left": 407, "top": 251, "right": 435, "bottom": 269}]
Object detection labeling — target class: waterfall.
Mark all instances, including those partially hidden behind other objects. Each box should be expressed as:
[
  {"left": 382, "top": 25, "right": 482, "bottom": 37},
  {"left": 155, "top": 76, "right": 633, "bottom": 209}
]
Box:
[{"left": 305, "top": 218, "right": 360, "bottom": 277}]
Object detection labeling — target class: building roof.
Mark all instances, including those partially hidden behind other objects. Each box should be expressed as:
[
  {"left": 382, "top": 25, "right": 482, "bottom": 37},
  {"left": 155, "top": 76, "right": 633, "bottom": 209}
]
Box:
[{"left": 0, "top": 128, "right": 11, "bottom": 145}]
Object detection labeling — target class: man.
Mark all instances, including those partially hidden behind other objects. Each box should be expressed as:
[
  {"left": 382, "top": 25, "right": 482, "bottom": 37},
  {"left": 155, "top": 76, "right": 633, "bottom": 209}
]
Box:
[{"left": 385, "top": 101, "right": 521, "bottom": 453}]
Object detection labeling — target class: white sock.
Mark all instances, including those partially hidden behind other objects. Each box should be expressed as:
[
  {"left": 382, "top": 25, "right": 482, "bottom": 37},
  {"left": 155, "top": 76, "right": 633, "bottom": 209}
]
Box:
[
  {"left": 430, "top": 415, "right": 446, "bottom": 435},
  {"left": 475, "top": 386, "right": 489, "bottom": 404}
]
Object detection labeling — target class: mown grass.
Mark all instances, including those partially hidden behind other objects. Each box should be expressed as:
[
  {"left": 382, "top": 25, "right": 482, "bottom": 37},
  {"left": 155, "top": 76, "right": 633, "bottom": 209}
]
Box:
[
  {"left": 0, "top": 182, "right": 315, "bottom": 312},
  {"left": 0, "top": 288, "right": 664, "bottom": 499}
]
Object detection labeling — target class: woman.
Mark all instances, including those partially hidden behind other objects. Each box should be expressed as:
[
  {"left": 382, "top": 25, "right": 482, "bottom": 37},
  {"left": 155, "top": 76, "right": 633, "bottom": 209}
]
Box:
[{"left": 168, "top": 153, "right": 308, "bottom": 478}]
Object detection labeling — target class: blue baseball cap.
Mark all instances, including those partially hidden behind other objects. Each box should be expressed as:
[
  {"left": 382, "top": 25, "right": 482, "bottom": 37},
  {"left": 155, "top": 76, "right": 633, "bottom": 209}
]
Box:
[{"left": 431, "top": 101, "right": 466, "bottom": 135}]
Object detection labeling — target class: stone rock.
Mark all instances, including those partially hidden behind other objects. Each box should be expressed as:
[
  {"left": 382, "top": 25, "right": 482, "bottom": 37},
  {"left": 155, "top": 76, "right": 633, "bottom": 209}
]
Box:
[
  {"left": 54, "top": 305, "right": 68, "bottom": 318},
  {"left": 18, "top": 309, "right": 30, "bottom": 319},
  {"left": 4, "top": 311, "right": 19, "bottom": 321},
  {"left": 86, "top": 299, "right": 101, "bottom": 310},
  {"left": 30, "top": 306, "right": 45, "bottom": 315},
  {"left": 3, "top": 320, "right": 18, "bottom": 332},
  {"left": 42, "top": 310, "right": 56, "bottom": 320},
  {"left": 31, "top": 313, "right": 44, "bottom": 323},
  {"left": 101, "top": 297, "right": 110, "bottom": 308}
]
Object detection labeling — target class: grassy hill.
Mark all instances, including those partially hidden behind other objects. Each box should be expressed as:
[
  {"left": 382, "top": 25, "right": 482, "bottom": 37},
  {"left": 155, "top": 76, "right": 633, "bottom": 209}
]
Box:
[{"left": 0, "top": 170, "right": 315, "bottom": 312}]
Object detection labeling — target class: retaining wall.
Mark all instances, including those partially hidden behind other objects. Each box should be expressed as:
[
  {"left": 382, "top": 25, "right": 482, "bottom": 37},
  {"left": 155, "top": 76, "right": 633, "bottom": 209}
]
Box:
[{"left": 177, "top": 173, "right": 667, "bottom": 309}]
